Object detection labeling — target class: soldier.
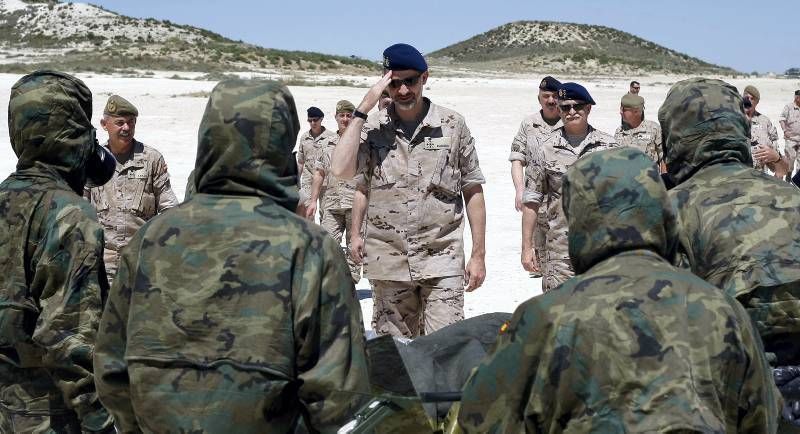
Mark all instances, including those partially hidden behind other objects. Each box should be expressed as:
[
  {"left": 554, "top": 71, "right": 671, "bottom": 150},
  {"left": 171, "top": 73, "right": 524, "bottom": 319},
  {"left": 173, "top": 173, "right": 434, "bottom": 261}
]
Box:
[
  {"left": 331, "top": 43, "right": 487, "bottom": 338},
  {"left": 742, "top": 86, "right": 789, "bottom": 178},
  {"left": 660, "top": 78, "right": 800, "bottom": 428},
  {"left": 510, "top": 76, "right": 562, "bottom": 279},
  {"left": 93, "top": 79, "right": 371, "bottom": 433},
  {"left": 459, "top": 148, "right": 779, "bottom": 433},
  {"left": 306, "top": 100, "right": 361, "bottom": 283},
  {"left": 520, "top": 82, "right": 617, "bottom": 292},
  {"left": 614, "top": 93, "right": 664, "bottom": 171},
  {"left": 629, "top": 80, "right": 640, "bottom": 94},
  {"left": 85, "top": 95, "right": 178, "bottom": 283},
  {"left": 779, "top": 89, "right": 800, "bottom": 177},
  {"left": 296, "top": 106, "right": 336, "bottom": 219},
  {"left": 0, "top": 71, "right": 114, "bottom": 433}
]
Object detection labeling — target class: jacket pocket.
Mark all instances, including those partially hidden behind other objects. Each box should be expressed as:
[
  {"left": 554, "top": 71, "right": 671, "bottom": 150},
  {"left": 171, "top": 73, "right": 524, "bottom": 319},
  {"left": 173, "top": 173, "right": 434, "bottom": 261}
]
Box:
[{"left": 428, "top": 137, "right": 460, "bottom": 196}]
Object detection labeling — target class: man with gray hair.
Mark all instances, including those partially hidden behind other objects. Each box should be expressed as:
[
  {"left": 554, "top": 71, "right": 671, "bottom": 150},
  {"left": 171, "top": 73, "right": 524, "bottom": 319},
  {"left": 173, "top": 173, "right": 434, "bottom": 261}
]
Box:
[{"left": 85, "top": 95, "right": 178, "bottom": 282}]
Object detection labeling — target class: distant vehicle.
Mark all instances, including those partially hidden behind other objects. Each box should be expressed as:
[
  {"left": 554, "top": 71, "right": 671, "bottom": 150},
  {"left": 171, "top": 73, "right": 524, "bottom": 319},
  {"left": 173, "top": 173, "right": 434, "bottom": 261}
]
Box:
[{"left": 785, "top": 67, "right": 800, "bottom": 78}]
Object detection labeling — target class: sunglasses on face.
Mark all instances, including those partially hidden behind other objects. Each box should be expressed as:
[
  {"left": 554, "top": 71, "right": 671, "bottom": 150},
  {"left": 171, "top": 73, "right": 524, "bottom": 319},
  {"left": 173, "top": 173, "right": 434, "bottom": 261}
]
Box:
[
  {"left": 388, "top": 74, "right": 422, "bottom": 89},
  {"left": 308, "top": 118, "right": 321, "bottom": 122},
  {"left": 558, "top": 103, "right": 588, "bottom": 112}
]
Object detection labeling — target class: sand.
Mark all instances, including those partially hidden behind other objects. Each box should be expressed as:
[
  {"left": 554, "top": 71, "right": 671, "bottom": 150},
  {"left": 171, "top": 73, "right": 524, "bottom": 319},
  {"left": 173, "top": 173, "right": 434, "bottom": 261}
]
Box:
[{"left": 1, "top": 71, "right": 798, "bottom": 329}]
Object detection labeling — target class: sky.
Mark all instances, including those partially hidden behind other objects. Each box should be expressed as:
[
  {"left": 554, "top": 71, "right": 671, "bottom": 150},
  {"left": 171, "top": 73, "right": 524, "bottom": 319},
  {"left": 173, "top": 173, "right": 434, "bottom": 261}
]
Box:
[{"left": 88, "top": 0, "right": 799, "bottom": 74}]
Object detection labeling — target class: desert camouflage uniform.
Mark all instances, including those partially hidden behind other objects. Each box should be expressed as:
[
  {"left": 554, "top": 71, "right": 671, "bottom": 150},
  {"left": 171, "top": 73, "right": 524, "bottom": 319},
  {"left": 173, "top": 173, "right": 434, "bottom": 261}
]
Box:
[
  {"left": 296, "top": 126, "right": 336, "bottom": 206},
  {"left": 510, "top": 111, "right": 562, "bottom": 278},
  {"left": 522, "top": 126, "right": 617, "bottom": 292},
  {"left": 459, "top": 148, "right": 779, "bottom": 434},
  {"left": 614, "top": 118, "right": 662, "bottom": 163},
  {"left": 748, "top": 112, "right": 782, "bottom": 172},
  {"left": 315, "top": 134, "right": 361, "bottom": 283},
  {"left": 356, "top": 99, "right": 485, "bottom": 338},
  {"left": 85, "top": 140, "right": 178, "bottom": 282},
  {"left": 661, "top": 79, "right": 800, "bottom": 430},
  {"left": 0, "top": 72, "right": 113, "bottom": 433},
  {"left": 780, "top": 102, "right": 800, "bottom": 171},
  {"left": 93, "top": 79, "right": 371, "bottom": 433}
]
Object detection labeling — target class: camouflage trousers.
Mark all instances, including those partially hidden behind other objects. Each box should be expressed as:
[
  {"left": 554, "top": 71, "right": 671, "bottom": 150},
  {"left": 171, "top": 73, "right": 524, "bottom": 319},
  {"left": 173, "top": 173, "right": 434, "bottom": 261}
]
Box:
[
  {"left": 542, "top": 255, "right": 573, "bottom": 292},
  {"left": 320, "top": 207, "right": 361, "bottom": 284},
  {"left": 0, "top": 410, "right": 81, "bottom": 434},
  {"left": 371, "top": 276, "right": 465, "bottom": 338}
]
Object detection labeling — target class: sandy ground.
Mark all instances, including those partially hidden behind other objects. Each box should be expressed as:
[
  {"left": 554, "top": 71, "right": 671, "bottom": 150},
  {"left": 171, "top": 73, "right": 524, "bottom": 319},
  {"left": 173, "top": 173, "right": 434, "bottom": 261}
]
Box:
[{"left": 1, "top": 72, "right": 798, "bottom": 330}]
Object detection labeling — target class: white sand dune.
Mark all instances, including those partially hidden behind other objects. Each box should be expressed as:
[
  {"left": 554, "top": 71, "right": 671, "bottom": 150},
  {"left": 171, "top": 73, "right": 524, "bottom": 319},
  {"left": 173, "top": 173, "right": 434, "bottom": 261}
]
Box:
[{"left": 1, "top": 72, "right": 797, "bottom": 329}]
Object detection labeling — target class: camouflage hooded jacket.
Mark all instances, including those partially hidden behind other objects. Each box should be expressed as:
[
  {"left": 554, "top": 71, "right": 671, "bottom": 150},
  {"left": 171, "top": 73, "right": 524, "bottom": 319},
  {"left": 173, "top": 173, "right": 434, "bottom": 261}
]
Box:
[
  {"left": 458, "top": 148, "right": 778, "bottom": 433},
  {"left": 0, "top": 71, "right": 112, "bottom": 431},
  {"left": 93, "top": 79, "right": 371, "bottom": 434},
  {"left": 660, "top": 78, "right": 800, "bottom": 364}
]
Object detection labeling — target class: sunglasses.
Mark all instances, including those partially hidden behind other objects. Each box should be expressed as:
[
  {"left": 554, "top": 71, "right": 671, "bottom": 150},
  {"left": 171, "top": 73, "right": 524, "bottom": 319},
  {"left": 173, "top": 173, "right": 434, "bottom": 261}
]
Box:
[
  {"left": 388, "top": 74, "right": 422, "bottom": 89},
  {"left": 307, "top": 117, "right": 322, "bottom": 122},
  {"left": 558, "top": 103, "right": 588, "bottom": 112}
]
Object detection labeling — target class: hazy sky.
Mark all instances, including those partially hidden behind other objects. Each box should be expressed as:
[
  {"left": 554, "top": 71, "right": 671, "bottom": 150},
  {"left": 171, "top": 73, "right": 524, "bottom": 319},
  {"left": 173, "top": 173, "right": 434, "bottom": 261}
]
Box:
[{"left": 88, "top": 0, "right": 799, "bottom": 74}]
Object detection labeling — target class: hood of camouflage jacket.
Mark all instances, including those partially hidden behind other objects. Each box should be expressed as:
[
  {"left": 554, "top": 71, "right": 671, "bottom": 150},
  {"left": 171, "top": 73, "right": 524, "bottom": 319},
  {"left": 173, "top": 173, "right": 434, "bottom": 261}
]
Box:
[
  {"left": 658, "top": 77, "right": 752, "bottom": 186},
  {"left": 193, "top": 79, "right": 300, "bottom": 210},
  {"left": 562, "top": 147, "right": 678, "bottom": 274},
  {"left": 8, "top": 70, "right": 95, "bottom": 193}
]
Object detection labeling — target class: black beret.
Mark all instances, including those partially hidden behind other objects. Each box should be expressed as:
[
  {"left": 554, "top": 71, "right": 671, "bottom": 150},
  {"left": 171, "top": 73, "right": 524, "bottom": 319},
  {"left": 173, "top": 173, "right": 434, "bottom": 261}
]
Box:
[
  {"left": 538, "top": 76, "right": 561, "bottom": 92},
  {"left": 795, "top": 90, "right": 800, "bottom": 96},
  {"left": 382, "top": 43, "right": 427, "bottom": 72},
  {"left": 307, "top": 106, "right": 324, "bottom": 118},
  {"left": 557, "top": 82, "right": 596, "bottom": 105}
]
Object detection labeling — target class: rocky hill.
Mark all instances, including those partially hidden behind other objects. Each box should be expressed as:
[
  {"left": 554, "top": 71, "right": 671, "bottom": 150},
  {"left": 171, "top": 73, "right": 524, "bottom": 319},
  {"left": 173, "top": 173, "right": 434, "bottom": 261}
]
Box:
[
  {"left": 0, "top": 0, "right": 375, "bottom": 74},
  {"left": 428, "top": 21, "right": 737, "bottom": 76}
]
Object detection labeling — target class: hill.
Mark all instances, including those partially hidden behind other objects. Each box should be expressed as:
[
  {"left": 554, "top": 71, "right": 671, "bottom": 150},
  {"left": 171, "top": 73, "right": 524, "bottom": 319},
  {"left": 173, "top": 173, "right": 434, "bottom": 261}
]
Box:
[
  {"left": 428, "top": 21, "right": 737, "bottom": 76},
  {"left": 0, "top": 0, "right": 376, "bottom": 75}
]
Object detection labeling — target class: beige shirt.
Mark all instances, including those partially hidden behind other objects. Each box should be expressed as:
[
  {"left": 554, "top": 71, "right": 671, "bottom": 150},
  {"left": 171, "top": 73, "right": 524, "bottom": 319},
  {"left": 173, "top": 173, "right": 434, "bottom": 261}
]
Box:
[
  {"left": 749, "top": 112, "right": 780, "bottom": 172},
  {"left": 296, "top": 127, "right": 336, "bottom": 200},
  {"left": 315, "top": 133, "right": 357, "bottom": 211},
  {"left": 780, "top": 102, "right": 800, "bottom": 141},
  {"left": 85, "top": 140, "right": 178, "bottom": 277},
  {"left": 356, "top": 99, "right": 485, "bottom": 281},
  {"left": 523, "top": 127, "right": 618, "bottom": 263},
  {"left": 614, "top": 119, "right": 663, "bottom": 163},
  {"left": 509, "top": 111, "right": 563, "bottom": 163}
]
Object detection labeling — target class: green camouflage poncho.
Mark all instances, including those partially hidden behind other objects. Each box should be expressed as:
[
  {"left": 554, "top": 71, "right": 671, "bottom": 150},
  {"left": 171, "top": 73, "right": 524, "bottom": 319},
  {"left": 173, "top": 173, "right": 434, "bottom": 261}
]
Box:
[
  {"left": 93, "top": 79, "right": 371, "bottom": 433},
  {"left": 660, "top": 78, "right": 800, "bottom": 365},
  {"left": 0, "top": 71, "right": 113, "bottom": 432},
  {"left": 458, "top": 148, "right": 778, "bottom": 433}
]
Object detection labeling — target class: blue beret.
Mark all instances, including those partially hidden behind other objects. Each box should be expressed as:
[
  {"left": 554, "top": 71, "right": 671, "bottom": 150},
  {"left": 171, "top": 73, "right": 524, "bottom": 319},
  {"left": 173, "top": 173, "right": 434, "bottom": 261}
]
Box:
[
  {"left": 539, "top": 76, "right": 561, "bottom": 92},
  {"left": 557, "top": 82, "right": 596, "bottom": 105},
  {"left": 307, "top": 106, "right": 324, "bottom": 118},
  {"left": 382, "top": 43, "right": 428, "bottom": 72}
]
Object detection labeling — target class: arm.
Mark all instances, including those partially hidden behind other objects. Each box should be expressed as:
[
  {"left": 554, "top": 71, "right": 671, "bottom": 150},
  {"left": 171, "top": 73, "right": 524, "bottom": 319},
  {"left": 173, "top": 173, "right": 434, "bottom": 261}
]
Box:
[
  {"left": 349, "top": 185, "right": 368, "bottom": 264},
  {"left": 294, "top": 235, "right": 371, "bottom": 431},
  {"left": 33, "top": 202, "right": 113, "bottom": 432},
  {"left": 511, "top": 161, "right": 525, "bottom": 211},
  {"left": 94, "top": 236, "right": 140, "bottom": 433},
  {"left": 153, "top": 153, "right": 178, "bottom": 212},
  {"left": 521, "top": 203, "right": 540, "bottom": 273},
  {"left": 305, "top": 169, "right": 324, "bottom": 220},
  {"left": 464, "top": 184, "right": 486, "bottom": 292},
  {"left": 331, "top": 71, "right": 392, "bottom": 178}
]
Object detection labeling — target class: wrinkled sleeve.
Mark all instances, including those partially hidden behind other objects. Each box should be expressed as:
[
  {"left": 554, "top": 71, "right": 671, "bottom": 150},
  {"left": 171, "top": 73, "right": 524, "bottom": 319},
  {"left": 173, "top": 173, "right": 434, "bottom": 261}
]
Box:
[
  {"left": 152, "top": 152, "right": 178, "bottom": 213},
  {"left": 314, "top": 143, "right": 331, "bottom": 175},
  {"left": 458, "top": 120, "right": 486, "bottom": 190},
  {"left": 522, "top": 138, "right": 546, "bottom": 205},
  {"left": 354, "top": 122, "right": 376, "bottom": 189},
  {"left": 655, "top": 124, "right": 664, "bottom": 163},
  {"left": 293, "top": 234, "right": 371, "bottom": 431},
  {"left": 767, "top": 119, "right": 779, "bottom": 148},
  {"left": 729, "top": 298, "right": 780, "bottom": 433},
  {"left": 31, "top": 201, "right": 113, "bottom": 432},
  {"left": 94, "top": 233, "right": 140, "bottom": 433},
  {"left": 297, "top": 137, "right": 306, "bottom": 165},
  {"left": 780, "top": 105, "right": 789, "bottom": 123},
  {"left": 509, "top": 119, "right": 528, "bottom": 163}
]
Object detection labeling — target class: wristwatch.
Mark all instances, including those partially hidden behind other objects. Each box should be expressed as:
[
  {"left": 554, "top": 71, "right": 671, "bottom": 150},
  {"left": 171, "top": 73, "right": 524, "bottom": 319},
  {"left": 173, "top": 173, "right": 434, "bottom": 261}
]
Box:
[{"left": 353, "top": 110, "right": 368, "bottom": 120}]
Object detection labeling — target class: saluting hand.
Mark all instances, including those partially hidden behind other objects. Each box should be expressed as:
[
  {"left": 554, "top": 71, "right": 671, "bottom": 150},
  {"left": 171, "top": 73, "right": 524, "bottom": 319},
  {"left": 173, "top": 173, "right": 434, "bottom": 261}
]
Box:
[{"left": 356, "top": 71, "right": 393, "bottom": 114}]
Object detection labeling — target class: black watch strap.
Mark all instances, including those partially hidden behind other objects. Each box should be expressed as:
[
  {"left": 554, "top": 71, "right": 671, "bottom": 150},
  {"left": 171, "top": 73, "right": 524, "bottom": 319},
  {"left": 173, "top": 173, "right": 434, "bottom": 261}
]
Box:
[{"left": 353, "top": 110, "right": 368, "bottom": 120}]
